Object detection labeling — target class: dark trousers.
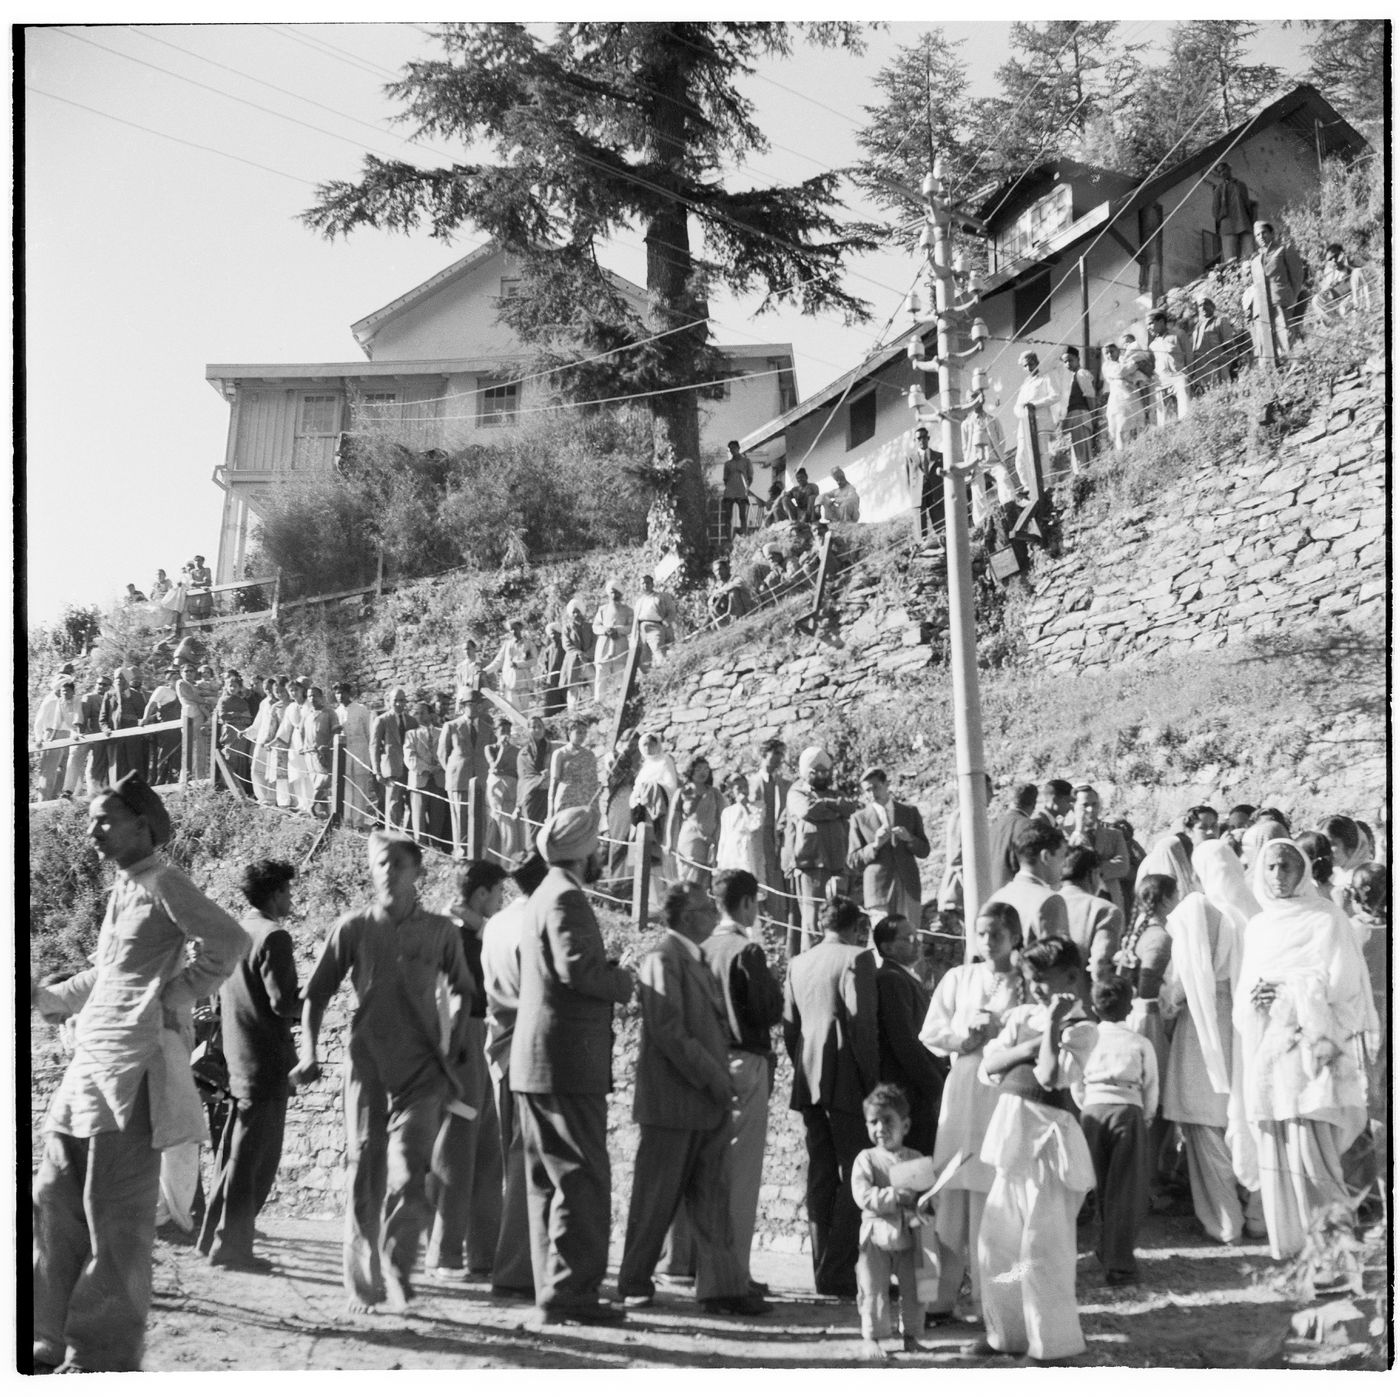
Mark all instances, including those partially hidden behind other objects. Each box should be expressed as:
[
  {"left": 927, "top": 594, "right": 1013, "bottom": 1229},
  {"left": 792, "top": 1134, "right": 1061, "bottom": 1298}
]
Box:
[
  {"left": 197, "top": 1093, "right": 288, "bottom": 1262},
  {"left": 724, "top": 497, "right": 749, "bottom": 536},
  {"left": 427, "top": 1082, "right": 503, "bottom": 1272},
  {"left": 919, "top": 478, "right": 943, "bottom": 539},
  {"left": 492, "top": 1068, "right": 534, "bottom": 1291},
  {"left": 32, "top": 1077, "right": 161, "bottom": 1372},
  {"left": 801, "top": 1104, "right": 868, "bottom": 1295},
  {"left": 517, "top": 1090, "right": 612, "bottom": 1314},
  {"left": 1082, "top": 1101, "right": 1148, "bottom": 1277},
  {"left": 618, "top": 1121, "right": 744, "bottom": 1302}
]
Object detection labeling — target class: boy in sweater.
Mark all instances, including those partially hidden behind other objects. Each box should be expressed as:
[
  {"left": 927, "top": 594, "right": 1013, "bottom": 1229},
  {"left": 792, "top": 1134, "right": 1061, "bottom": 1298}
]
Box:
[{"left": 1078, "top": 975, "right": 1159, "bottom": 1285}]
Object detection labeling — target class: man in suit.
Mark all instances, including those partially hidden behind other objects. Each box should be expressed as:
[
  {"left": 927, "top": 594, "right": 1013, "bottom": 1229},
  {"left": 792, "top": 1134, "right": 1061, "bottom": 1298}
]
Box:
[
  {"left": 1059, "top": 846, "right": 1123, "bottom": 988},
  {"left": 783, "top": 895, "right": 878, "bottom": 1298},
  {"left": 749, "top": 738, "right": 791, "bottom": 939},
  {"left": 701, "top": 869, "right": 784, "bottom": 1297},
  {"left": 617, "top": 883, "right": 770, "bottom": 1316},
  {"left": 1066, "top": 783, "right": 1132, "bottom": 913},
  {"left": 997, "top": 822, "right": 1071, "bottom": 944},
  {"left": 404, "top": 701, "right": 449, "bottom": 852},
  {"left": 511, "top": 807, "right": 636, "bottom": 1327},
  {"left": 871, "top": 914, "right": 944, "bottom": 1155},
  {"left": 848, "top": 767, "right": 931, "bottom": 925},
  {"left": 371, "top": 686, "right": 416, "bottom": 833},
  {"left": 988, "top": 782, "right": 1038, "bottom": 889}
]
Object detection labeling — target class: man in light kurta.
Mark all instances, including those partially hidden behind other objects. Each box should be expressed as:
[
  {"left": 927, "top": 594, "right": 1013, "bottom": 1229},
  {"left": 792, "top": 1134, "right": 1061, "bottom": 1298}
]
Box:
[{"left": 32, "top": 775, "right": 250, "bottom": 1373}]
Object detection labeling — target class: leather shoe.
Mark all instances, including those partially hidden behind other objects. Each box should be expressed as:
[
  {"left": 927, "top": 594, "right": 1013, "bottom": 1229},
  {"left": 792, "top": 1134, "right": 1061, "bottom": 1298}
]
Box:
[
  {"left": 536, "top": 1301, "right": 628, "bottom": 1328},
  {"left": 621, "top": 1293, "right": 655, "bottom": 1309},
  {"left": 702, "top": 1294, "right": 773, "bottom": 1317}
]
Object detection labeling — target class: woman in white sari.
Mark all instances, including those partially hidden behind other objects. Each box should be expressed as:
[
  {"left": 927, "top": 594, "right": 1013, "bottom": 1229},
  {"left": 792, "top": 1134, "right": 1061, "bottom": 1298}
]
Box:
[
  {"left": 1233, "top": 838, "right": 1371, "bottom": 1259},
  {"left": 1162, "top": 840, "right": 1263, "bottom": 1243}
]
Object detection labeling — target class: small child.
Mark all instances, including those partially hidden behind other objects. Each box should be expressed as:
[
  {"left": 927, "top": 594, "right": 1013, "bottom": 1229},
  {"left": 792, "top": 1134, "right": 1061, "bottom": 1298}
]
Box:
[
  {"left": 1078, "top": 975, "right": 1159, "bottom": 1286},
  {"left": 971, "top": 936, "right": 1097, "bottom": 1364},
  {"left": 851, "top": 1084, "right": 928, "bottom": 1362}
]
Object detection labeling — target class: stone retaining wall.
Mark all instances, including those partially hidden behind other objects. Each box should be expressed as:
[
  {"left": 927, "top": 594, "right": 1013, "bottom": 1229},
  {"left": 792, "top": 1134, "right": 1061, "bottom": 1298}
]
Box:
[{"left": 1020, "top": 363, "right": 1386, "bottom": 672}]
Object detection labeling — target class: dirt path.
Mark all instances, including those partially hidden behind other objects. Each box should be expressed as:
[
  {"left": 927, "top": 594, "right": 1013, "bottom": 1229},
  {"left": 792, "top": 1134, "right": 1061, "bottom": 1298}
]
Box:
[{"left": 141, "top": 1208, "right": 1385, "bottom": 1370}]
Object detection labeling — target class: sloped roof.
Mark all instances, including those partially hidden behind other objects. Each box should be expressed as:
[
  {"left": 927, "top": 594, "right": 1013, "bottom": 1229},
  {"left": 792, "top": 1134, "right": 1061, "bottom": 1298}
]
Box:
[{"left": 349, "top": 238, "right": 654, "bottom": 358}]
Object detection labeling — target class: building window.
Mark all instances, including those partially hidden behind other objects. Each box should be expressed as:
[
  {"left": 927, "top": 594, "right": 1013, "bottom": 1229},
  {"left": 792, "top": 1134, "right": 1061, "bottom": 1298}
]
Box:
[
  {"left": 1013, "top": 270, "right": 1052, "bottom": 335},
  {"left": 995, "top": 184, "right": 1073, "bottom": 269},
  {"left": 358, "top": 391, "right": 398, "bottom": 426},
  {"left": 847, "top": 392, "right": 876, "bottom": 450},
  {"left": 477, "top": 379, "right": 519, "bottom": 427},
  {"left": 299, "top": 394, "right": 340, "bottom": 435}
]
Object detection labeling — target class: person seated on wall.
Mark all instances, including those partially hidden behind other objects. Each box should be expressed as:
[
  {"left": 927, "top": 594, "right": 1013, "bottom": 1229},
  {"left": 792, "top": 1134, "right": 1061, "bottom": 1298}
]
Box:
[{"left": 820, "top": 468, "right": 861, "bottom": 524}]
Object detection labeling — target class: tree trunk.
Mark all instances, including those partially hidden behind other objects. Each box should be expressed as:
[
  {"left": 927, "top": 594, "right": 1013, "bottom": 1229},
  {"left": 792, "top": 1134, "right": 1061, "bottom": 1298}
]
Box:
[{"left": 641, "top": 45, "right": 709, "bottom": 568}]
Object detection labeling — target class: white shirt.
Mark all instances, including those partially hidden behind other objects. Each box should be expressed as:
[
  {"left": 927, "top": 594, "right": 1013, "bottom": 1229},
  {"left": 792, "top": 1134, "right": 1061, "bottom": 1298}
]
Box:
[{"left": 481, "top": 895, "right": 528, "bottom": 1069}]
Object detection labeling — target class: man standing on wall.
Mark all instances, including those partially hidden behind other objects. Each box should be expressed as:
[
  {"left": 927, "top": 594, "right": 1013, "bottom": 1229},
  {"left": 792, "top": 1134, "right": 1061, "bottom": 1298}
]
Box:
[
  {"left": 32, "top": 775, "right": 249, "bottom": 1372},
  {"left": 1251, "top": 221, "right": 1307, "bottom": 353},
  {"left": 721, "top": 441, "right": 754, "bottom": 538},
  {"left": 1058, "top": 347, "right": 1098, "bottom": 473},
  {"left": 1211, "top": 162, "right": 1255, "bottom": 262},
  {"left": 1014, "top": 352, "right": 1060, "bottom": 496},
  {"left": 905, "top": 426, "right": 943, "bottom": 541}
]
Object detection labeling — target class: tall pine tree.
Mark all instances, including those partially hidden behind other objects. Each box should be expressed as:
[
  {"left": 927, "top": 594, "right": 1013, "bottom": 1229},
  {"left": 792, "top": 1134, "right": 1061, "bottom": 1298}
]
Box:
[
  {"left": 850, "top": 30, "right": 975, "bottom": 247},
  {"left": 303, "top": 22, "right": 875, "bottom": 556},
  {"left": 1299, "top": 20, "right": 1386, "bottom": 139}
]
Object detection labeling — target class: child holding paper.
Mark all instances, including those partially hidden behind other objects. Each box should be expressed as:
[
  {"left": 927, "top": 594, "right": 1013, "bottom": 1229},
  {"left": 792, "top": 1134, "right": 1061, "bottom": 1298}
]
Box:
[{"left": 850, "top": 1083, "right": 930, "bottom": 1361}]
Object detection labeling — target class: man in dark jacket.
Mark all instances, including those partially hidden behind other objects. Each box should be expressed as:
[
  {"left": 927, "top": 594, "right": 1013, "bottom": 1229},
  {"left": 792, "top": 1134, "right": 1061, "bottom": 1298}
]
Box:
[
  {"left": 989, "top": 782, "right": 1038, "bottom": 889},
  {"left": 872, "top": 914, "right": 944, "bottom": 1154},
  {"left": 701, "top": 869, "right": 783, "bottom": 1295},
  {"left": 782, "top": 895, "right": 878, "bottom": 1298},
  {"left": 511, "top": 807, "right": 636, "bottom": 1326},
  {"left": 616, "top": 882, "right": 769, "bottom": 1316},
  {"left": 198, "top": 859, "right": 302, "bottom": 1271}
]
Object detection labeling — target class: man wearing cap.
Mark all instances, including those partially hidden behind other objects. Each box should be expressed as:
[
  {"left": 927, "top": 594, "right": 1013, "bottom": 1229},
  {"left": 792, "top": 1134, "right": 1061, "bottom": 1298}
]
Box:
[
  {"left": 32, "top": 775, "right": 250, "bottom": 1372},
  {"left": 295, "top": 830, "right": 475, "bottom": 1313},
  {"left": 848, "top": 767, "right": 930, "bottom": 925},
  {"left": 512, "top": 807, "right": 636, "bottom": 1326},
  {"left": 372, "top": 686, "right": 416, "bottom": 833},
  {"left": 783, "top": 746, "right": 862, "bottom": 958}
]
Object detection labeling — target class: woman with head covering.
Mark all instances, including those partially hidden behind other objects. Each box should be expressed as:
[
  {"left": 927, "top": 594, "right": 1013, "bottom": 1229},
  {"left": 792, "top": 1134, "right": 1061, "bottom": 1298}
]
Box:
[
  {"left": 559, "top": 597, "right": 595, "bottom": 711},
  {"left": 34, "top": 678, "right": 83, "bottom": 800},
  {"left": 485, "top": 713, "right": 523, "bottom": 861},
  {"left": 516, "top": 715, "right": 555, "bottom": 849},
  {"left": 1161, "top": 841, "right": 1263, "bottom": 1244},
  {"left": 1239, "top": 816, "right": 1290, "bottom": 873},
  {"left": 1233, "top": 839, "right": 1371, "bottom": 1259},
  {"left": 483, "top": 619, "right": 538, "bottom": 714},
  {"left": 628, "top": 732, "right": 681, "bottom": 900},
  {"left": 591, "top": 579, "right": 633, "bottom": 703},
  {"left": 540, "top": 623, "right": 567, "bottom": 715},
  {"left": 668, "top": 756, "right": 722, "bottom": 891}
]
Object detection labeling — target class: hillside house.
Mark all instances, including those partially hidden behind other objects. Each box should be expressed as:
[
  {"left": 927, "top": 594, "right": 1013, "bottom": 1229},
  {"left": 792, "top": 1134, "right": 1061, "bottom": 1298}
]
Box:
[
  {"left": 206, "top": 242, "right": 797, "bottom": 581},
  {"left": 740, "top": 84, "right": 1367, "bottom": 524}
]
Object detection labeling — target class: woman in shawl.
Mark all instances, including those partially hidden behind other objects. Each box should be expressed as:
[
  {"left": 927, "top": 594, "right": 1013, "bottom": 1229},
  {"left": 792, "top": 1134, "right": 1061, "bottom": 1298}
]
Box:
[
  {"left": 560, "top": 597, "right": 595, "bottom": 711},
  {"left": 1233, "top": 839, "right": 1372, "bottom": 1259},
  {"left": 1162, "top": 841, "right": 1264, "bottom": 1244},
  {"left": 629, "top": 732, "right": 680, "bottom": 899},
  {"left": 668, "top": 757, "right": 722, "bottom": 890},
  {"left": 484, "top": 713, "right": 522, "bottom": 861},
  {"left": 540, "top": 623, "right": 567, "bottom": 716},
  {"left": 515, "top": 715, "right": 554, "bottom": 850}
]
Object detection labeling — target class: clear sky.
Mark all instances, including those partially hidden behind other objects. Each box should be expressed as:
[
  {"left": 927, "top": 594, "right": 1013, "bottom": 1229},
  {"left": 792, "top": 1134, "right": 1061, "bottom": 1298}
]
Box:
[{"left": 20, "top": 14, "right": 1318, "bottom": 626}]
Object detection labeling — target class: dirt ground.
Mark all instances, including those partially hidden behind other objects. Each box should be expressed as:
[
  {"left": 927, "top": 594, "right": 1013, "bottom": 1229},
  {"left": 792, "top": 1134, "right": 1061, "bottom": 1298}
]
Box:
[{"left": 140, "top": 1205, "right": 1388, "bottom": 1371}]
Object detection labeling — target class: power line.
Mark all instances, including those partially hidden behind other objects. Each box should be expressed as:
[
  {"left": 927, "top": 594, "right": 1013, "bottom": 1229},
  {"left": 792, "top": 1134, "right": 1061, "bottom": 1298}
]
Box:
[
  {"left": 24, "top": 85, "right": 317, "bottom": 186},
  {"left": 267, "top": 23, "right": 402, "bottom": 82},
  {"left": 130, "top": 25, "right": 460, "bottom": 164},
  {"left": 53, "top": 28, "right": 419, "bottom": 166}
]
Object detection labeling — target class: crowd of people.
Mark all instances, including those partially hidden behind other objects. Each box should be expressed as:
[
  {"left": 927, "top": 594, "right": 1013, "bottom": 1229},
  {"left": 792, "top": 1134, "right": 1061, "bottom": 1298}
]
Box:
[{"left": 30, "top": 742, "right": 1387, "bottom": 1369}]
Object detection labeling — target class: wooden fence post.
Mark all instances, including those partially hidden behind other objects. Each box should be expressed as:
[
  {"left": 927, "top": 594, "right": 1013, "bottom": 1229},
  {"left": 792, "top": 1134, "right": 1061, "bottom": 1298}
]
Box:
[
  {"left": 180, "top": 714, "right": 194, "bottom": 786},
  {"left": 331, "top": 734, "right": 346, "bottom": 825},
  {"left": 466, "top": 776, "right": 488, "bottom": 861},
  {"left": 794, "top": 529, "right": 835, "bottom": 636},
  {"left": 631, "top": 820, "right": 652, "bottom": 931},
  {"left": 609, "top": 638, "right": 646, "bottom": 752}
]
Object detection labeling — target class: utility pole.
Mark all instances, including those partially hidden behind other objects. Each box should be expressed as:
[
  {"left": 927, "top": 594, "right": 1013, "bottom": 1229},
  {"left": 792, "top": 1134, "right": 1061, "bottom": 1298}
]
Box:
[{"left": 907, "top": 157, "right": 994, "bottom": 961}]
